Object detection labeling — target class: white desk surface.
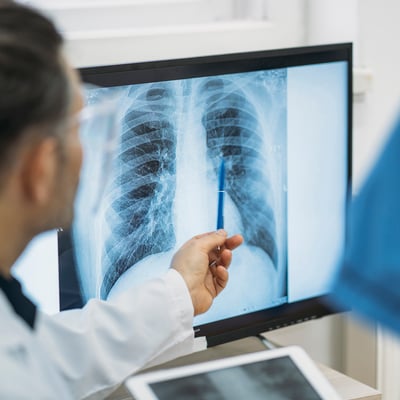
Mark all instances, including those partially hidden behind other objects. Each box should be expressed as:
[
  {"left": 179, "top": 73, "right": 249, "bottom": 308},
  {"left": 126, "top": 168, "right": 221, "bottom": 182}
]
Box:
[{"left": 106, "top": 336, "right": 381, "bottom": 400}]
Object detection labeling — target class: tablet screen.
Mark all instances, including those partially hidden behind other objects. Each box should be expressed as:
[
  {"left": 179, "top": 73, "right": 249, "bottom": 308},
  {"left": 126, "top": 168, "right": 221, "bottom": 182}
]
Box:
[{"left": 149, "top": 356, "right": 321, "bottom": 400}]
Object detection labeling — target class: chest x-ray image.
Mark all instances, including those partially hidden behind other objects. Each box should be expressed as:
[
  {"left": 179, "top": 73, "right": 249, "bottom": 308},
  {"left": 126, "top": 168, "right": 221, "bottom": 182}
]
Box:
[{"left": 72, "top": 68, "right": 288, "bottom": 325}]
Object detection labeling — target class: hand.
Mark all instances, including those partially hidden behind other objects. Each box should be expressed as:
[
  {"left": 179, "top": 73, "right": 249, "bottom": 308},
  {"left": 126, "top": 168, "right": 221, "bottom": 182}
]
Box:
[{"left": 171, "top": 229, "right": 243, "bottom": 315}]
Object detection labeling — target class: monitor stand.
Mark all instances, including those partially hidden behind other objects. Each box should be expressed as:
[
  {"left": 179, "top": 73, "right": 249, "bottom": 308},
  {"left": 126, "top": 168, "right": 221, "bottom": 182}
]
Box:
[{"left": 255, "top": 333, "right": 280, "bottom": 350}]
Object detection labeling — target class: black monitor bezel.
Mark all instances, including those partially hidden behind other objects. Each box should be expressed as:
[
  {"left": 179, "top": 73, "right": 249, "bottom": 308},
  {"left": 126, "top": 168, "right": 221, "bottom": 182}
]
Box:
[{"left": 76, "top": 43, "right": 352, "bottom": 346}]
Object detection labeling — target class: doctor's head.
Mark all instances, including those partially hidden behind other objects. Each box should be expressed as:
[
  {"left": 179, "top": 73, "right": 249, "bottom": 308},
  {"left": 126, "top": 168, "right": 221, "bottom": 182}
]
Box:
[{"left": 0, "top": 1, "right": 83, "bottom": 235}]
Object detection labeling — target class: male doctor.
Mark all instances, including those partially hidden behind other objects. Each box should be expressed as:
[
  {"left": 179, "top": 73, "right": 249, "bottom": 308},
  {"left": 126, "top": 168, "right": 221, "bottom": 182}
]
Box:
[{"left": 0, "top": 1, "right": 243, "bottom": 399}]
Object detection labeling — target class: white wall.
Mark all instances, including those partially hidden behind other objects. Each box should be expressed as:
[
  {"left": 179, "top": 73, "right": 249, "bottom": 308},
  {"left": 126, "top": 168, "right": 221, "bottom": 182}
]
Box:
[
  {"left": 63, "top": 0, "right": 305, "bottom": 67},
  {"left": 355, "top": 0, "right": 400, "bottom": 188}
]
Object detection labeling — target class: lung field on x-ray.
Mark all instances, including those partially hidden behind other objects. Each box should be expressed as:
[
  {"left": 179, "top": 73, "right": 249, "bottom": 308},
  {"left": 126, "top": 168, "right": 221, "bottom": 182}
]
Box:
[
  {"left": 100, "top": 83, "right": 177, "bottom": 298},
  {"left": 95, "top": 70, "right": 287, "bottom": 300},
  {"left": 199, "top": 77, "right": 278, "bottom": 265}
]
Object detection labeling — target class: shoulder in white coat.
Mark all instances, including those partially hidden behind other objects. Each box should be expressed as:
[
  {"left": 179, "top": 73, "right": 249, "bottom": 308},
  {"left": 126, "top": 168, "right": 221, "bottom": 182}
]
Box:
[{"left": 0, "top": 269, "right": 197, "bottom": 399}]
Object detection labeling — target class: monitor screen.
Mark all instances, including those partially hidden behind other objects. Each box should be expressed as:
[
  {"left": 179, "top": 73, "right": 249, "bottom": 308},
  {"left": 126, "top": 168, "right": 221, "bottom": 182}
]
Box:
[{"left": 58, "top": 44, "right": 352, "bottom": 345}]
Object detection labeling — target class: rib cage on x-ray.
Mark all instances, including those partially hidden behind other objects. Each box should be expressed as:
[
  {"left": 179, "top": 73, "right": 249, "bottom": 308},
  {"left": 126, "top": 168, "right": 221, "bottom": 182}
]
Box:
[
  {"left": 101, "top": 83, "right": 177, "bottom": 298},
  {"left": 99, "top": 71, "right": 286, "bottom": 299},
  {"left": 199, "top": 77, "right": 278, "bottom": 265}
]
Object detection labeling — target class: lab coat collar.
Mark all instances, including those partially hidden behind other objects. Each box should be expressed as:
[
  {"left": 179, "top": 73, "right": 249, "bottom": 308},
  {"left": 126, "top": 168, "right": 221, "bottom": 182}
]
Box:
[{"left": 0, "top": 274, "right": 36, "bottom": 329}]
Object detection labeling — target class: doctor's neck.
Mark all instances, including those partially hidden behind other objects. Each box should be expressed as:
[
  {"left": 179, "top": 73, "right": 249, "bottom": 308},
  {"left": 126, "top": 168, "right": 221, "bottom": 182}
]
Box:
[
  {"left": 0, "top": 195, "right": 36, "bottom": 280},
  {"left": 0, "top": 164, "right": 47, "bottom": 280}
]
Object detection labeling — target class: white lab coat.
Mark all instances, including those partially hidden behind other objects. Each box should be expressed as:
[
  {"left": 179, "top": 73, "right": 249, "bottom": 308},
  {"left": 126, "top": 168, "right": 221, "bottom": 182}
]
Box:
[{"left": 0, "top": 269, "right": 201, "bottom": 399}]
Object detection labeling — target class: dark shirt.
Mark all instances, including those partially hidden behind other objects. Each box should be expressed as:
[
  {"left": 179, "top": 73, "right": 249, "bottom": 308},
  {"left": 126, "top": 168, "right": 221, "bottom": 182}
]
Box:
[{"left": 0, "top": 274, "right": 36, "bottom": 329}]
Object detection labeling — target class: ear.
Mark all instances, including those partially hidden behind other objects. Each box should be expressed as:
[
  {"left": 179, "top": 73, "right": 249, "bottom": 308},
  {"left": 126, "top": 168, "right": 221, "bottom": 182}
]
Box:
[{"left": 20, "top": 137, "right": 59, "bottom": 205}]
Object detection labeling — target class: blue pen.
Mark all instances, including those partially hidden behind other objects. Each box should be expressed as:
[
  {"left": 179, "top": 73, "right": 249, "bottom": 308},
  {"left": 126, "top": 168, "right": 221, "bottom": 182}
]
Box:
[
  {"left": 216, "top": 159, "right": 225, "bottom": 230},
  {"left": 209, "top": 159, "right": 225, "bottom": 268}
]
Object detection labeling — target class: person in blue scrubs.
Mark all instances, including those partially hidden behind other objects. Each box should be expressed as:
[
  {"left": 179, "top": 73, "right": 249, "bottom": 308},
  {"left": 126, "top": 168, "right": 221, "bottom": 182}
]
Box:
[{"left": 332, "top": 113, "right": 400, "bottom": 334}]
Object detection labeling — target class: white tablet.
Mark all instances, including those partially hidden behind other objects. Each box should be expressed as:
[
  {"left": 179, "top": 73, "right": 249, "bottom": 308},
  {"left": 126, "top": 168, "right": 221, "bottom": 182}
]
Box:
[{"left": 126, "top": 346, "right": 341, "bottom": 400}]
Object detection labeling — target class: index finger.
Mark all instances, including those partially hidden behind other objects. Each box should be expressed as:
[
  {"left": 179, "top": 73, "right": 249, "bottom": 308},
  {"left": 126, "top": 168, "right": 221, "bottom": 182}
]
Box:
[
  {"left": 223, "top": 234, "right": 244, "bottom": 251},
  {"left": 193, "top": 229, "right": 228, "bottom": 252}
]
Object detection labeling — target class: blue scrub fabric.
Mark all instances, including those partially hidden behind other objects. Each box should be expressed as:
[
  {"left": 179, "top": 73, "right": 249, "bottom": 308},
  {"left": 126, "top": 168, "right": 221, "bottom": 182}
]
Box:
[{"left": 331, "top": 114, "right": 400, "bottom": 333}]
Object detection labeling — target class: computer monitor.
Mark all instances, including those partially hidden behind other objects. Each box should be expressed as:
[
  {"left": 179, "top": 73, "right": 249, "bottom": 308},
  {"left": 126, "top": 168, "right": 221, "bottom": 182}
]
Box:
[{"left": 58, "top": 43, "right": 352, "bottom": 346}]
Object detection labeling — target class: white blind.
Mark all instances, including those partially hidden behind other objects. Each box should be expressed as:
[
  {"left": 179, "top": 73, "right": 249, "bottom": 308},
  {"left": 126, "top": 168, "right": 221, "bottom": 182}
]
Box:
[
  {"left": 18, "top": 0, "right": 305, "bottom": 68},
  {"left": 22, "top": 0, "right": 270, "bottom": 33}
]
